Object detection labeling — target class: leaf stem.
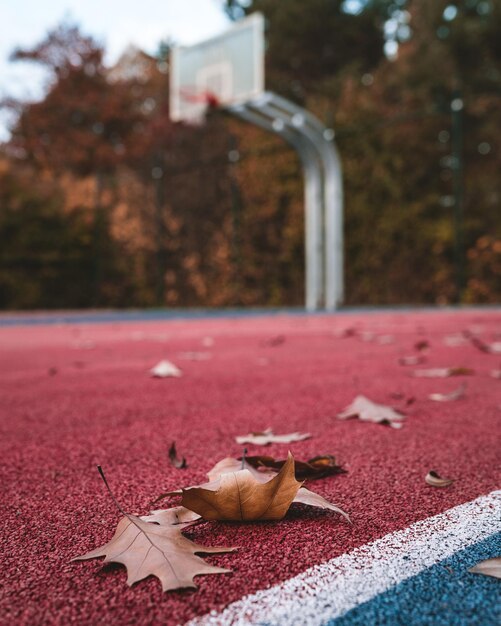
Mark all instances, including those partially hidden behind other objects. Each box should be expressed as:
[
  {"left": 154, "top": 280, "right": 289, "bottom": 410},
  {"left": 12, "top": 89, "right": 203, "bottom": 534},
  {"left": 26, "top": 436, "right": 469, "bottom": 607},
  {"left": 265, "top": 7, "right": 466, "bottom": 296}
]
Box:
[
  {"left": 97, "top": 465, "right": 128, "bottom": 517},
  {"left": 241, "top": 447, "right": 247, "bottom": 469}
]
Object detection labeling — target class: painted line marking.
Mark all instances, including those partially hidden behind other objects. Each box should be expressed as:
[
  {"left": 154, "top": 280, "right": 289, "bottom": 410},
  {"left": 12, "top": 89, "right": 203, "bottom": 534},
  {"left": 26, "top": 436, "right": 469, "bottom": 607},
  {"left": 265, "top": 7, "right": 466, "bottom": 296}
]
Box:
[{"left": 187, "top": 491, "right": 501, "bottom": 626}]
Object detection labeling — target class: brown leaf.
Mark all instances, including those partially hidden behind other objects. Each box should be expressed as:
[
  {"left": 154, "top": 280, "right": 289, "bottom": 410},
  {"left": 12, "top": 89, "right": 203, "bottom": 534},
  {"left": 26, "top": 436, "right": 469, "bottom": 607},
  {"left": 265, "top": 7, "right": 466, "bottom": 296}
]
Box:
[
  {"left": 169, "top": 442, "right": 187, "bottom": 469},
  {"left": 179, "top": 453, "right": 302, "bottom": 521},
  {"left": 72, "top": 512, "right": 235, "bottom": 591},
  {"left": 469, "top": 336, "right": 501, "bottom": 355},
  {"left": 243, "top": 454, "right": 346, "bottom": 480},
  {"left": 429, "top": 383, "right": 466, "bottom": 402},
  {"left": 168, "top": 453, "right": 349, "bottom": 522},
  {"left": 414, "top": 340, "right": 430, "bottom": 352},
  {"left": 413, "top": 367, "right": 474, "bottom": 378},
  {"left": 469, "top": 557, "right": 501, "bottom": 579},
  {"left": 425, "top": 470, "right": 454, "bottom": 487},
  {"left": 145, "top": 506, "right": 201, "bottom": 526},
  {"left": 235, "top": 428, "right": 311, "bottom": 446},
  {"left": 337, "top": 395, "right": 405, "bottom": 428}
]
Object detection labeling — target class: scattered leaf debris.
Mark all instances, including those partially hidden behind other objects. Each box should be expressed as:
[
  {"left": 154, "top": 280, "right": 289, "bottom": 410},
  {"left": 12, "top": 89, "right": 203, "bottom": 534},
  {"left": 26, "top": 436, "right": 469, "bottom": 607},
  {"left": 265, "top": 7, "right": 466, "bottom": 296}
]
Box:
[
  {"left": 429, "top": 383, "right": 466, "bottom": 402},
  {"left": 469, "top": 557, "right": 501, "bottom": 579},
  {"left": 161, "top": 453, "right": 349, "bottom": 522},
  {"left": 425, "top": 470, "right": 454, "bottom": 487},
  {"left": 337, "top": 395, "right": 405, "bottom": 428},
  {"left": 242, "top": 454, "right": 346, "bottom": 480},
  {"left": 413, "top": 367, "right": 474, "bottom": 378},
  {"left": 414, "top": 340, "right": 430, "bottom": 352},
  {"left": 469, "top": 336, "right": 501, "bottom": 355},
  {"left": 169, "top": 442, "right": 187, "bottom": 469},
  {"left": 150, "top": 360, "right": 182, "bottom": 378},
  {"left": 235, "top": 428, "right": 311, "bottom": 446}
]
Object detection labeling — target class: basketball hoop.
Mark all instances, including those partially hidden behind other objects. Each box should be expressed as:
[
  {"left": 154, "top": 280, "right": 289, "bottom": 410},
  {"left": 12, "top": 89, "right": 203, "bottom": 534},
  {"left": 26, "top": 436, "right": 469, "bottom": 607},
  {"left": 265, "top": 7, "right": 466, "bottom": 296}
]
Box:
[{"left": 179, "top": 87, "right": 220, "bottom": 107}]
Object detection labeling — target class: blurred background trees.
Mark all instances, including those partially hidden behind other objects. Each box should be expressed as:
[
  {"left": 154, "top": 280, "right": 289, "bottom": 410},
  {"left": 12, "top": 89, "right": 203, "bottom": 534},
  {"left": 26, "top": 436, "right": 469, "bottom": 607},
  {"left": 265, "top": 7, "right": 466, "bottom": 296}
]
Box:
[{"left": 1, "top": 0, "right": 499, "bottom": 309}]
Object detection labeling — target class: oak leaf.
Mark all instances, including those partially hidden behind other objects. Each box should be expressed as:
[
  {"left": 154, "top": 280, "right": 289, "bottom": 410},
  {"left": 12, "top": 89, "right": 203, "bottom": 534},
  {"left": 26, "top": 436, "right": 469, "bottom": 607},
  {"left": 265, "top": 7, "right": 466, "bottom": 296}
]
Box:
[
  {"left": 72, "top": 509, "right": 234, "bottom": 591},
  {"left": 164, "top": 453, "right": 349, "bottom": 522},
  {"left": 429, "top": 383, "right": 466, "bottom": 402},
  {"left": 243, "top": 454, "right": 346, "bottom": 480},
  {"left": 337, "top": 395, "right": 405, "bottom": 428},
  {"left": 235, "top": 428, "right": 311, "bottom": 446},
  {"left": 469, "top": 557, "right": 501, "bottom": 579}
]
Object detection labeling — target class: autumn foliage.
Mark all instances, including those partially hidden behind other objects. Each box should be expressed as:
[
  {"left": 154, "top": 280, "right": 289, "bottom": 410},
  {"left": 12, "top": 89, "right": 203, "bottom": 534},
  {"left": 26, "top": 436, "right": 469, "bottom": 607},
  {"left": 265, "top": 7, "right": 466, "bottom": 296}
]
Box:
[{"left": 1, "top": 1, "right": 500, "bottom": 309}]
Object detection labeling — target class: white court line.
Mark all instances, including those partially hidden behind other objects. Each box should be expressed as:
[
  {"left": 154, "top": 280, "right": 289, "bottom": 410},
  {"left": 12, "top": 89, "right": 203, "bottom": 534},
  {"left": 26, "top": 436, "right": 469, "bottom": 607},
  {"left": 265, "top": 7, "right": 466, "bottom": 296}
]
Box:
[{"left": 187, "top": 491, "right": 501, "bottom": 626}]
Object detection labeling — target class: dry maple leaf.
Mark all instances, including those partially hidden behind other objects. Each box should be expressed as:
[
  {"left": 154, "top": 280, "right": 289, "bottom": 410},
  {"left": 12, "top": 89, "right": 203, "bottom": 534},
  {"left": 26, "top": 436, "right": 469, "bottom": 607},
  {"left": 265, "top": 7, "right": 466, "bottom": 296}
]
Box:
[
  {"left": 169, "top": 442, "right": 187, "bottom": 469},
  {"left": 337, "top": 395, "right": 405, "bottom": 429},
  {"left": 413, "top": 367, "right": 474, "bottom": 378},
  {"left": 469, "top": 557, "right": 501, "bottom": 579},
  {"left": 163, "top": 453, "right": 349, "bottom": 522},
  {"left": 425, "top": 470, "right": 454, "bottom": 487},
  {"left": 235, "top": 428, "right": 311, "bottom": 446},
  {"left": 429, "top": 383, "right": 466, "bottom": 402},
  {"left": 243, "top": 454, "right": 346, "bottom": 480},
  {"left": 73, "top": 512, "right": 234, "bottom": 591},
  {"left": 150, "top": 360, "right": 182, "bottom": 378},
  {"left": 469, "top": 336, "right": 501, "bottom": 355}
]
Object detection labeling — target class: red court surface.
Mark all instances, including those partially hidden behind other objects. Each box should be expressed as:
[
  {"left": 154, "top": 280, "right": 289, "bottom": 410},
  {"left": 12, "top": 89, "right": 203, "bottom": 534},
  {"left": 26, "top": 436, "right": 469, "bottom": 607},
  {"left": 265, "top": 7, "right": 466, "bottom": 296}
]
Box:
[{"left": 1, "top": 309, "right": 500, "bottom": 625}]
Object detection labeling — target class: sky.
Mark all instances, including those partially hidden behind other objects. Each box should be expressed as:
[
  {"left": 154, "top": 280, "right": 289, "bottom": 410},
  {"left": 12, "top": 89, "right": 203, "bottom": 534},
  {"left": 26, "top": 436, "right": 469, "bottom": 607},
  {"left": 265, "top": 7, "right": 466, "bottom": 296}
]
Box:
[{"left": 0, "top": 0, "right": 231, "bottom": 140}]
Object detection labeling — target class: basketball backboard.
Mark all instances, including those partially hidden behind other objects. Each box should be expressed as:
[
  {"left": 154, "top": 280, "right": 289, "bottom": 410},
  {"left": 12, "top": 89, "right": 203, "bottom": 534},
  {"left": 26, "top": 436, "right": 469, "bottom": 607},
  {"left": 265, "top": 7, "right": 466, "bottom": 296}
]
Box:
[{"left": 170, "top": 13, "right": 264, "bottom": 124}]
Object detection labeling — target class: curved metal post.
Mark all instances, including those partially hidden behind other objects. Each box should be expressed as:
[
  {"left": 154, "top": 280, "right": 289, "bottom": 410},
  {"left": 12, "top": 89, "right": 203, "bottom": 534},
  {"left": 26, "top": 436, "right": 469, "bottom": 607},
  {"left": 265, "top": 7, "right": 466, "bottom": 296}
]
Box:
[
  {"left": 230, "top": 103, "right": 323, "bottom": 311},
  {"left": 264, "top": 93, "right": 344, "bottom": 309}
]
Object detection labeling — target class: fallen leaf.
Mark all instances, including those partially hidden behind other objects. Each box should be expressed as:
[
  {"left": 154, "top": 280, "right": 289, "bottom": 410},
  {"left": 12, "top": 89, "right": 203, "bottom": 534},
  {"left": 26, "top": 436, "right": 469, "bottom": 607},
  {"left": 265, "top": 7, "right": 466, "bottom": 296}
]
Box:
[
  {"left": 235, "top": 428, "right": 311, "bottom": 446},
  {"left": 469, "top": 336, "right": 501, "bottom": 355},
  {"left": 425, "top": 470, "right": 454, "bottom": 487},
  {"left": 169, "top": 442, "right": 187, "bottom": 469},
  {"left": 72, "top": 511, "right": 234, "bottom": 591},
  {"left": 335, "top": 327, "right": 357, "bottom": 338},
  {"left": 414, "top": 340, "right": 430, "bottom": 352},
  {"left": 337, "top": 395, "right": 405, "bottom": 428},
  {"left": 243, "top": 454, "right": 346, "bottom": 480},
  {"left": 429, "top": 383, "right": 466, "bottom": 402},
  {"left": 261, "top": 334, "right": 286, "bottom": 347},
  {"left": 398, "top": 355, "right": 425, "bottom": 366},
  {"left": 413, "top": 367, "right": 474, "bottom": 378},
  {"left": 150, "top": 360, "right": 182, "bottom": 378},
  {"left": 146, "top": 506, "right": 201, "bottom": 525},
  {"left": 469, "top": 557, "right": 501, "bottom": 579},
  {"left": 163, "top": 453, "right": 349, "bottom": 522}
]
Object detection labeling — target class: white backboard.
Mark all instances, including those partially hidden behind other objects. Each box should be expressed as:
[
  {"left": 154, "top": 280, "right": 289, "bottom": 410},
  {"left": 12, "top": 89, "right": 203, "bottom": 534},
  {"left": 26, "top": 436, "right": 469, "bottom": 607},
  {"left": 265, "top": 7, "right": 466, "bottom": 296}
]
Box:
[{"left": 170, "top": 13, "right": 264, "bottom": 123}]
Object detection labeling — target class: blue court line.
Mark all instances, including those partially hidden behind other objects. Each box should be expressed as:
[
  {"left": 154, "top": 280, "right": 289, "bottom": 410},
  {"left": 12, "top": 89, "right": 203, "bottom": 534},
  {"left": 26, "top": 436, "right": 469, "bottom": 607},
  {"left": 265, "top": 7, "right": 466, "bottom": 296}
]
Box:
[
  {"left": 0, "top": 305, "right": 498, "bottom": 327},
  {"left": 330, "top": 532, "right": 501, "bottom": 626}
]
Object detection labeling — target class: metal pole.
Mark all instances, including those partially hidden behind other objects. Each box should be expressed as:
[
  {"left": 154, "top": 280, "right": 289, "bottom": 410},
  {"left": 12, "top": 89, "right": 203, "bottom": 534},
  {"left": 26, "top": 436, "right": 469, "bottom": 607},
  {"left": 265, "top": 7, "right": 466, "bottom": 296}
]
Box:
[
  {"left": 230, "top": 103, "right": 324, "bottom": 310},
  {"left": 266, "top": 93, "right": 344, "bottom": 309},
  {"left": 451, "top": 91, "right": 465, "bottom": 302}
]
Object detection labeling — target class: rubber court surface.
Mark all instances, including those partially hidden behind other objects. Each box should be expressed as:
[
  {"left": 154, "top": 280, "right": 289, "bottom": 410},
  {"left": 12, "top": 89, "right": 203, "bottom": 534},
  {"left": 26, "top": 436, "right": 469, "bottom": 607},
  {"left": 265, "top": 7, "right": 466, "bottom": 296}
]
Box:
[{"left": 1, "top": 308, "right": 500, "bottom": 625}]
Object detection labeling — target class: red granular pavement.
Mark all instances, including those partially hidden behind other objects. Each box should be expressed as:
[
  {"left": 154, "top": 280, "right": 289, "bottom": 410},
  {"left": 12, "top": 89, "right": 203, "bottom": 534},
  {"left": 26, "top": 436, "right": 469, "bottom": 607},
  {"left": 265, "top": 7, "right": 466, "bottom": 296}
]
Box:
[{"left": 1, "top": 309, "right": 500, "bottom": 626}]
